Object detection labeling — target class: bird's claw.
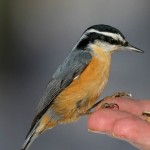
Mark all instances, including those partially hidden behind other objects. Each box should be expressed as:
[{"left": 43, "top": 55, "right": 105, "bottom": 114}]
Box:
[
  {"left": 100, "top": 102, "right": 119, "bottom": 109},
  {"left": 107, "top": 92, "right": 132, "bottom": 99},
  {"left": 142, "top": 111, "right": 150, "bottom": 122},
  {"left": 87, "top": 92, "right": 132, "bottom": 113}
]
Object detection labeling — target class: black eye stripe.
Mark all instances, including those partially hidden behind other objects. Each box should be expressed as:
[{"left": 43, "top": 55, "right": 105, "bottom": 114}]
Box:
[
  {"left": 77, "top": 32, "right": 125, "bottom": 49},
  {"left": 106, "top": 36, "right": 122, "bottom": 45},
  {"left": 90, "top": 33, "right": 124, "bottom": 45}
]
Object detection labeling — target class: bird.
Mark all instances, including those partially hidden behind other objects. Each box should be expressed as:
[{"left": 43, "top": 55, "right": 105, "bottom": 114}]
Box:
[{"left": 22, "top": 24, "right": 144, "bottom": 150}]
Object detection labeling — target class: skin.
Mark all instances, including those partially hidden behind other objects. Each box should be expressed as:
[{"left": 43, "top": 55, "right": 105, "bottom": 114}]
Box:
[{"left": 88, "top": 97, "right": 150, "bottom": 150}]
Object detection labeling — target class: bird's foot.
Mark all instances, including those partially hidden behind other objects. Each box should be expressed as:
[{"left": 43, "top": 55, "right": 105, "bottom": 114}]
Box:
[
  {"left": 142, "top": 111, "right": 150, "bottom": 122},
  {"left": 106, "top": 92, "right": 132, "bottom": 99},
  {"left": 88, "top": 92, "right": 132, "bottom": 111},
  {"left": 100, "top": 102, "right": 119, "bottom": 109}
]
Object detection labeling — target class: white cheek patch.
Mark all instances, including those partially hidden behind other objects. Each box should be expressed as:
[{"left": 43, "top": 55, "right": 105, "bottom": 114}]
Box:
[
  {"left": 85, "top": 29, "right": 126, "bottom": 44},
  {"left": 92, "top": 42, "right": 119, "bottom": 52}
]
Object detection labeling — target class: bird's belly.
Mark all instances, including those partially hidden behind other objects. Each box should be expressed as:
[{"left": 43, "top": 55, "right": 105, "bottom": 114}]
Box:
[{"left": 51, "top": 56, "right": 111, "bottom": 123}]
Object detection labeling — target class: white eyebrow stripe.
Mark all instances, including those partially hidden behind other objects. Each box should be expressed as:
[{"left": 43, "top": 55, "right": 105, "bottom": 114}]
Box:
[{"left": 85, "top": 29, "right": 126, "bottom": 43}]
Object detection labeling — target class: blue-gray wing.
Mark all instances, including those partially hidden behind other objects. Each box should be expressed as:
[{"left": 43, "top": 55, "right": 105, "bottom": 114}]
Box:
[
  {"left": 26, "top": 50, "right": 92, "bottom": 137},
  {"left": 37, "top": 50, "right": 92, "bottom": 114}
]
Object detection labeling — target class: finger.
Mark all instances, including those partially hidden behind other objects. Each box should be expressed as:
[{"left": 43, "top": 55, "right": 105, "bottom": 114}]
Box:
[
  {"left": 88, "top": 109, "right": 150, "bottom": 150},
  {"left": 112, "top": 115, "right": 150, "bottom": 150},
  {"left": 88, "top": 109, "right": 132, "bottom": 133}
]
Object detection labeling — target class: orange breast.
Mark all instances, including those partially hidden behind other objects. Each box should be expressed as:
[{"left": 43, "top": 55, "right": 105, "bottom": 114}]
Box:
[{"left": 51, "top": 45, "right": 111, "bottom": 122}]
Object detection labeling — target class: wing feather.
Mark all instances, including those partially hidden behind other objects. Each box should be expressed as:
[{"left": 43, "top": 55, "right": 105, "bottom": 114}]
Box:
[
  {"left": 37, "top": 50, "right": 92, "bottom": 113},
  {"left": 27, "top": 50, "right": 92, "bottom": 136}
]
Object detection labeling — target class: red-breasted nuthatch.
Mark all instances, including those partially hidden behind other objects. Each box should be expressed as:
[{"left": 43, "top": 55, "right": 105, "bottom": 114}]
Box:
[{"left": 22, "top": 24, "right": 144, "bottom": 150}]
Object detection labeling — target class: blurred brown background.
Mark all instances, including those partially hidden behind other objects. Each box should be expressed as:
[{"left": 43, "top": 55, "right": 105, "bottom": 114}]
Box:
[{"left": 0, "top": 0, "right": 150, "bottom": 150}]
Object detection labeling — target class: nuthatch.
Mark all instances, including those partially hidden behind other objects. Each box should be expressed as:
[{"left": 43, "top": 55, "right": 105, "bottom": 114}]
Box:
[{"left": 22, "top": 24, "right": 144, "bottom": 150}]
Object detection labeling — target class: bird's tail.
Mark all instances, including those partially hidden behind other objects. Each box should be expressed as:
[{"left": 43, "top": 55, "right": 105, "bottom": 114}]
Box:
[
  {"left": 22, "top": 110, "right": 56, "bottom": 150},
  {"left": 22, "top": 117, "right": 55, "bottom": 150},
  {"left": 21, "top": 120, "right": 41, "bottom": 150},
  {"left": 22, "top": 129, "right": 39, "bottom": 150}
]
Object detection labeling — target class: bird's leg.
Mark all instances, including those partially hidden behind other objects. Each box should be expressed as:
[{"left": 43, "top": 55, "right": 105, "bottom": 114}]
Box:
[
  {"left": 88, "top": 92, "right": 132, "bottom": 112},
  {"left": 78, "top": 92, "right": 132, "bottom": 116},
  {"left": 78, "top": 111, "right": 92, "bottom": 116},
  {"left": 142, "top": 111, "right": 150, "bottom": 122}
]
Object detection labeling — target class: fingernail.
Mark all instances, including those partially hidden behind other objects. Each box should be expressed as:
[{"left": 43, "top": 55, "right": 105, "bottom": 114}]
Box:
[
  {"left": 88, "top": 129, "right": 106, "bottom": 134},
  {"left": 112, "top": 133, "right": 117, "bottom": 138},
  {"left": 111, "top": 133, "right": 124, "bottom": 140}
]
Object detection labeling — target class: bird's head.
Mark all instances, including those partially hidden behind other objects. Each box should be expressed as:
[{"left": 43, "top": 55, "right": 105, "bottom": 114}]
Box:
[{"left": 76, "top": 24, "right": 143, "bottom": 53}]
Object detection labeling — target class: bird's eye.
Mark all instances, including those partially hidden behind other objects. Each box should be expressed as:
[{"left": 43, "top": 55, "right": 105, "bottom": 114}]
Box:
[
  {"left": 101, "top": 35, "right": 105, "bottom": 40},
  {"left": 109, "top": 38, "right": 115, "bottom": 44}
]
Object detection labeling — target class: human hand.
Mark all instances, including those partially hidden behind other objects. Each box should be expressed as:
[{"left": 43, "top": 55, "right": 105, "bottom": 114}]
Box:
[{"left": 88, "top": 98, "right": 150, "bottom": 150}]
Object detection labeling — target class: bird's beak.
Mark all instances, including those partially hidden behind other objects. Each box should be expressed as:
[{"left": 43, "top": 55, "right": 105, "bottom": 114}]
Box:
[{"left": 125, "top": 44, "right": 144, "bottom": 53}]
